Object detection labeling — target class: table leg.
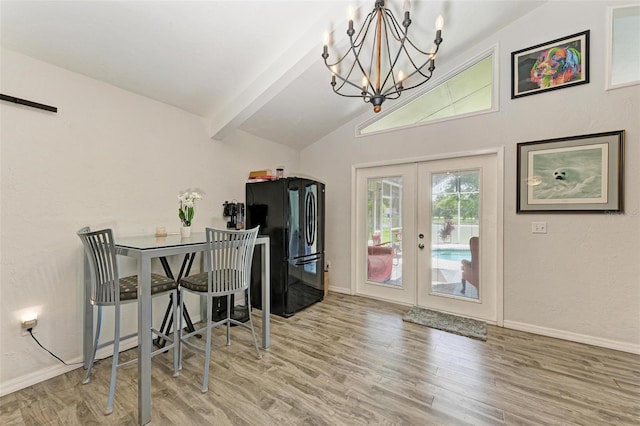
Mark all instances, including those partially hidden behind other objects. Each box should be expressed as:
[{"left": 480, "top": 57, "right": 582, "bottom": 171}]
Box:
[
  {"left": 261, "top": 242, "right": 270, "bottom": 349},
  {"left": 156, "top": 255, "right": 197, "bottom": 347},
  {"left": 137, "top": 255, "right": 152, "bottom": 425}
]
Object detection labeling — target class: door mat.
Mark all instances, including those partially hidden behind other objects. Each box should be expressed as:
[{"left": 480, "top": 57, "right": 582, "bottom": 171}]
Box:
[{"left": 403, "top": 306, "right": 487, "bottom": 341}]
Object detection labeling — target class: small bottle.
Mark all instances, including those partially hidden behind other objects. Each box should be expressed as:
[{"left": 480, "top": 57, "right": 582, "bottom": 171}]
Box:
[
  {"left": 236, "top": 203, "right": 245, "bottom": 229},
  {"left": 276, "top": 167, "right": 284, "bottom": 179}
]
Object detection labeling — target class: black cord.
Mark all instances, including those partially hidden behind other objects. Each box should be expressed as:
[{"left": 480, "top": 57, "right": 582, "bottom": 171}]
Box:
[{"left": 28, "top": 328, "right": 83, "bottom": 367}]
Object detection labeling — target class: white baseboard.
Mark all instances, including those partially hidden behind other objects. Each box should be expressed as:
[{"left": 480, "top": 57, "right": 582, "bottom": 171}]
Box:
[
  {"left": 503, "top": 320, "right": 640, "bottom": 355},
  {"left": 0, "top": 336, "right": 139, "bottom": 397},
  {"left": 326, "top": 285, "right": 351, "bottom": 295}
]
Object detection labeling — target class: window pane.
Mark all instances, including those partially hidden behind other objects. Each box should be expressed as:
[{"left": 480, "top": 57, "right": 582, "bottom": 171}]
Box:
[
  {"left": 430, "top": 170, "right": 480, "bottom": 300},
  {"left": 611, "top": 5, "right": 640, "bottom": 87},
  {"left": 359, "top": 55, "right": 493, "bottom": 135},
  {"left": 367, "top": 176, "right": 402, "bottom": 286}
]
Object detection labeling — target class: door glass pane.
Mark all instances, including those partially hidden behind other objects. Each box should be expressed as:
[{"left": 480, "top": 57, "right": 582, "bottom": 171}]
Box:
[
  {"left": 430, "top": 170, "right": 480, "bottom": 299},
  {"left": 367, "top": 176, "right": 402, "bottom": 286}
]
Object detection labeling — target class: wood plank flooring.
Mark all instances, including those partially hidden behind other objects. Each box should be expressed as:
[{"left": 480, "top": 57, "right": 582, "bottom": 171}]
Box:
[{"left": 1, "top": 294, "right": 639, "bottom": 425}]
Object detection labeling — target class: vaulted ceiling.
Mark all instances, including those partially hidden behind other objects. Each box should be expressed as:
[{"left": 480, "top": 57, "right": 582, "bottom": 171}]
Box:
[{"left": 1, "top": 1, "right": 546, "bottom": 149}]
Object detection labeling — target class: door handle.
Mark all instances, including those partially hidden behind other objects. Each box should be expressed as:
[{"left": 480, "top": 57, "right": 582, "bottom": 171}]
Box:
[{"left": 418, "top": 244, "right": 425, "bottom": 249}]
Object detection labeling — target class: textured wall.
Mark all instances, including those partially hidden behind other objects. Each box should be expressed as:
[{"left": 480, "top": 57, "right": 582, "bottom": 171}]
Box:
[
  {"left": 0, "top": 48, "right": 299, "bottom": 392},
  {"left": 301, "top": 1, "right": 640, "bottom": 351}
]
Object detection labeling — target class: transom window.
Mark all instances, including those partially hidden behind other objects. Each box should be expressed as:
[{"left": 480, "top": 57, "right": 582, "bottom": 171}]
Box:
[{"left": 358, "top": 50, "right": 496, "bottom": 136}]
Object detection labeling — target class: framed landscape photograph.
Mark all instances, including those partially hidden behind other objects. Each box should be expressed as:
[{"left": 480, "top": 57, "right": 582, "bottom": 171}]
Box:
[
  {"left": 512, "top": 30, "right": 590, "bottom": 99},
  {"left": 517, "top": 130, "right": 624, "bottom": 213}
]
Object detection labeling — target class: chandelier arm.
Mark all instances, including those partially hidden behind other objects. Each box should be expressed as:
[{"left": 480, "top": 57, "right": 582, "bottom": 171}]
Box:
[
  {"left": 379, "top": 14, "right": 417, "bottom": 95},
  {"left": 403, "top": 35, "right": 443, "bottom": 57},
  {"left": 393, "top": 63, "right": 436, "bottom": 93},
  {"left": 332, "top": 86, "right": 372, "bottom": 100},
  {"left": 407, "top": 51, "right": 439, "bottom": 81},
  {"left": 344, "top": 11, "right": 379, "bottom": 96},
  {"left": 381, "top": 90, "right": 402, "bottom": 100},
  {"left": 393, "top": 73, "right": 434, "bottom": 93},
  {"left": 332, "top": 59, "right": 375, "bottom": 98},
  {"left": 382, "top": 8, "right": 406, "bottom": 43},
  {"left": 381, "top": 50, "right": 436, "bottom": 97},
  {"left": 378, "top": 8, "right": 439, "bottom": 95},
  {"left": 356, "top": 23, "right": 378, "bottom": 95},
  {"left": 324, "top": 38, "right": 362, "bottom": 69},
  {"left": 392, "top": 38, "right": 440, "bottom": 83},
  {"left": 379, "top": 23, "right": 401, "bottom": 94},
  {"left": 323, "top": 10, "right": 377, "bottom": 71},
  {"left": 353, "top": 10, "right": 378, "bottom": 48},
  {"left": 324, "top": 34, "right": 375, "bottom": 97}
]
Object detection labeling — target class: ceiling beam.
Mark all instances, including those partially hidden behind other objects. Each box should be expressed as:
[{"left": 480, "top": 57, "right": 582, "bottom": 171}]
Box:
[{"left": 207, "top": 1, "right": 366, "bottom": 142}]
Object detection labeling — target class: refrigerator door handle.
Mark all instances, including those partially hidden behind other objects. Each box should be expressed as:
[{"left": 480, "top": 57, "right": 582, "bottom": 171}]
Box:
[
  {"left": 294, "top": 254, "right": 322, "bottom": 266},
  {"left": 305, "top": 191, "right": 316, "bottom": 246}
]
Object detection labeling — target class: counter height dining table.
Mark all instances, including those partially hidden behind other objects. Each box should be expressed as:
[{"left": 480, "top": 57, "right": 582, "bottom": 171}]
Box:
[{"left": 82, "top": 232, "right": 271, "bottom": 425}]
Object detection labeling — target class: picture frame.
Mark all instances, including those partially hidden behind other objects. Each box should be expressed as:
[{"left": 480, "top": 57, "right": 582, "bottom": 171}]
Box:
[
  {"left": 517, "top": 130, "right": 624, "bottom": 213},
  {"left": 511, "top": 30, "right": 590, "bottom": 99}
]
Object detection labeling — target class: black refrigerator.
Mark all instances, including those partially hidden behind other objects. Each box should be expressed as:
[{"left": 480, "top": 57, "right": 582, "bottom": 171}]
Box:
[{"left": 246, "top": 177, "right": 325, "bottom": 318}]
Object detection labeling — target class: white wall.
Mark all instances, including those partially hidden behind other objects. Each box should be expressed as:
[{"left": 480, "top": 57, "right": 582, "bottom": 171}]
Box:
[
  {"left": 0, "top": 48, "right": 299, "bottom": 394},
  {"left": 301, "top": 1, "right": 640, "bottom": 352}
]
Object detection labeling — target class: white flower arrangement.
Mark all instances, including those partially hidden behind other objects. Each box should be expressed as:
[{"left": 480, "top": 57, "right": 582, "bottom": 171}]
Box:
[{"left": 178, "top": 191, "right": 202, "bottom": 227}]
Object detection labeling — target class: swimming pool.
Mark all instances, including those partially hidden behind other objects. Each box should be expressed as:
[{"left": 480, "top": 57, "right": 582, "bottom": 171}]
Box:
[{"left": 433, "top": 249, "right": 471, "bottom": 262}]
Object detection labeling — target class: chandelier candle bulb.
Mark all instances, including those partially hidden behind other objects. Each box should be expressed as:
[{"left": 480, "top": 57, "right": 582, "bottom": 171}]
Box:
[
  {"left": 403, "top": 10, "right": 411, "bottom": 27},
  {"left": 435, "top": 15, "right": 444, "bottom": 44},
  {"left": 403, "top": 0, "right": 411, "bottom": 27}
]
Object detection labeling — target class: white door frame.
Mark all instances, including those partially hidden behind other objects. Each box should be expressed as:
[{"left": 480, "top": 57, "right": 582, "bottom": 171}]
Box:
[{"left": 350, "top": 148, "right": 504, "bottom": 326}]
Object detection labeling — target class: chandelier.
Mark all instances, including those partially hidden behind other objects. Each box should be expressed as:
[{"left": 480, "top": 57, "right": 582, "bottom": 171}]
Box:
[{"left": 322, "top": 0, "right": 444, "bottom": 113}]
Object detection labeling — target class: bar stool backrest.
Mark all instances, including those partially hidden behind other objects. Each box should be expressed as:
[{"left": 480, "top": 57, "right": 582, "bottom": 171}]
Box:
[
  {"left": 77, "top": 227, "right": 120, "bottom": 306},
  {"left": 205, "top": 227, "right": 259, "bottom": 296}
]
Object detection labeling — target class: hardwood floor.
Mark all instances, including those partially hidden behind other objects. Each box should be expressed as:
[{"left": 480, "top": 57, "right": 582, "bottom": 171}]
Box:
[{"left": 2, "top": 293, "right": 639, "bottom": 425}]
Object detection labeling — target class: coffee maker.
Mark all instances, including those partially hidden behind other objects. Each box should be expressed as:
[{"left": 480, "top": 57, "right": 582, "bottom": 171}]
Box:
[
  {"left": 212, "top": 201, "right": 249, "bottom": 323},
  {"left": 222, "top": 201, "right": 244, "bottom": 229}
]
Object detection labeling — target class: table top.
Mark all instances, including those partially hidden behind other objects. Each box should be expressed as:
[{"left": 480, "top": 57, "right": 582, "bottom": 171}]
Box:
[
  {"left": 116, "top": 232, "right": 208, "bottom": 250},
  {"left": 115, "top": 232, "right": 269, "bottom": 251}
]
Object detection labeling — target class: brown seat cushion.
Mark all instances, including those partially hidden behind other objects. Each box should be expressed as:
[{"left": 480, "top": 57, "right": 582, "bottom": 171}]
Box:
[
  {"left": 180, "top": 270, "right": 243, "bottom": 293},
  {"left": 180, "top": 272, "right": 209, "bottom": 293},
  {"left": 119, "top": 273, "right": 177, "bottom": 301}
]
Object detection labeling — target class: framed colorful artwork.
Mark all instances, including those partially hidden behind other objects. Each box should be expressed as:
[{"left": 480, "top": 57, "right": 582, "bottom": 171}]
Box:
[
  {"left": 511, "top": 30, "right": 590, "bottom": 99},
  {"left": 517, "top": 130, "right": 624, "bottom": 213}
]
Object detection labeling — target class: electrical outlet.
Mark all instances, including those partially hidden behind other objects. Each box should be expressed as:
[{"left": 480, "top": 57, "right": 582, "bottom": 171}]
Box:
[
  {"left": 21, "top": 318, "right": 38, "bottom": 336},
  {"left": 532, "top": 222, "right": 547, "bottom": 234}
]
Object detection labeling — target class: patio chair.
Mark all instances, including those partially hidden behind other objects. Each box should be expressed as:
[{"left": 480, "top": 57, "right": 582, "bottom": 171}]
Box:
[{"left": 461, "top": 236, "right": 479, "bottom": 294}]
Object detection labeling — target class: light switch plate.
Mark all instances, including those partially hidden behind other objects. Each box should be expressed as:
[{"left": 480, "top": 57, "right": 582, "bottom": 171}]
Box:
[{"left": 532, "top": 222, "right": 547, "bottom": 234}]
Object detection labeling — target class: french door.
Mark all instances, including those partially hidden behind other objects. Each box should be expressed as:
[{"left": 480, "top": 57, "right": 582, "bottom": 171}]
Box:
[
  {"left": 355, "top": 163, "right": 417, "bottom": 305},
  {"left": 355, "top": 154, "right": 500, "bottom": 323}
]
